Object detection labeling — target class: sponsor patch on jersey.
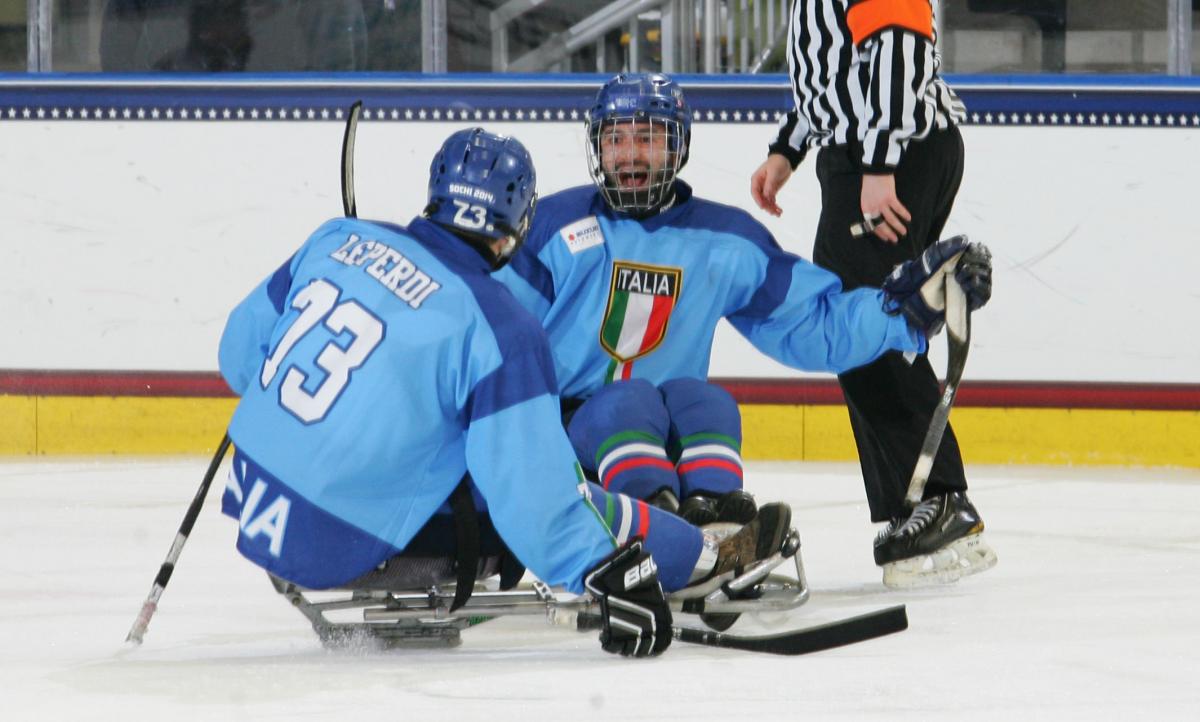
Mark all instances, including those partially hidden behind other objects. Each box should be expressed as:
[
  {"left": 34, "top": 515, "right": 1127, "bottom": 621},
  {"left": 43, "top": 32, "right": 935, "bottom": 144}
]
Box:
[
  {"left": 560, "top": 216, "right": 606, "bottom": 254},
  {"left": 600, "top": 261, "right": 683, "bottom": 363}
]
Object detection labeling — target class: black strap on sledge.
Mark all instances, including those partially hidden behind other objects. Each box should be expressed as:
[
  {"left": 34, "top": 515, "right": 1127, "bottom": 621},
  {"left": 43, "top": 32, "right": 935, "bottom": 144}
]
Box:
[{"left": 448, "top": 475, "right": 480, "bottom": 612}]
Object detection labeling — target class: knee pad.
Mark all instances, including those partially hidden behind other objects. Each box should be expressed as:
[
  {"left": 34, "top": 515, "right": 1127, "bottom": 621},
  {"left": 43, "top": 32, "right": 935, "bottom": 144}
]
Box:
[
  {"left": 567, "top": 379, "right": 671, "bottom": 472},
  {"left": 660, "top": 378, "right": 741, "bottom": 442},
  {"left": 661, "top": 378, "right": 743, "bottom": 498}
]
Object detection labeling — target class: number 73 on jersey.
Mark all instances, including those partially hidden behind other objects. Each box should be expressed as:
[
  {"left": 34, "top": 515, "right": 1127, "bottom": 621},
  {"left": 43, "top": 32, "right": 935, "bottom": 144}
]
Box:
[{"left": 259, "top": 278, "right": 383, "bottom": 424}]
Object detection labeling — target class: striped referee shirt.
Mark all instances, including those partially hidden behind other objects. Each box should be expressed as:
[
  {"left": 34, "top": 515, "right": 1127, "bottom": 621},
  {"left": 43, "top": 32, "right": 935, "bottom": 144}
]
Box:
[{"left": 770, "top": 0, "right": 966, "bottom": 173}]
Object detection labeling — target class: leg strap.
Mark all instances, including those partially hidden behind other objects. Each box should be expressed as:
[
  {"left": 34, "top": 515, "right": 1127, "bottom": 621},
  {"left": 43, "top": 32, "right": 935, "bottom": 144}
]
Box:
[{"left": 449, "top": 475, "right": 480, "bottom": 612}]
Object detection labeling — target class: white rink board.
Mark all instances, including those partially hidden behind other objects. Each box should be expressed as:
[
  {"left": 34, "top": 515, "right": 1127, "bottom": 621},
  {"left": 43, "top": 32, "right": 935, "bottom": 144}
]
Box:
[{"left": 2, "top": 120, "right": 1198, "bottom": 381}]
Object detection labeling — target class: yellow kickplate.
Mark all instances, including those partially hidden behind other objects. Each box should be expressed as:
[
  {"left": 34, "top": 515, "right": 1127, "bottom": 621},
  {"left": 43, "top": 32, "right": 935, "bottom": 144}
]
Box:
[
  {"left": 950, "top": 407, "right": 1200, "bottom": 468},
  {"left": 34, "top": 396, "right": 237, "bottom": 455},
  {"left": 0, "top": 396, "right": 37, "bottom": 454},
  {"left": 2, "top": 396, "right": 1197, "bottom": 467},
  {"left": 741, "top": 404, "right": 1200, "bottom": 468}
]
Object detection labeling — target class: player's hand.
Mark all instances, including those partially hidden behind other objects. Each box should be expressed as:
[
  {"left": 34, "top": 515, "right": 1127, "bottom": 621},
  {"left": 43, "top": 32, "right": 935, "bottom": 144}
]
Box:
[
  {"left": 860, "top": 173, "right": 911, "bottom": 243},
  {"left": 750, "top": 154, "right": 793, "bottom": 217},
  {"left": 882, "top": 236, "right": 993, "bottom": 335},
  {"left": 954, "top": 243, "right": 993, "bottom": 311},
  {"left": 584, "top": 539, "right": 672, "bottom": 658}
]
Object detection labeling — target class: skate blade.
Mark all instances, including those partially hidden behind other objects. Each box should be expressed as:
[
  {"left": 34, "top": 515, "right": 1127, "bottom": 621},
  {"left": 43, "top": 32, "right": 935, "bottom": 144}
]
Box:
[
  {"left": 881, "top": 532, "right": 997, "bottom": 589},
  {"left": 950, "top": 532, "right": 998, "bottom": 579}
]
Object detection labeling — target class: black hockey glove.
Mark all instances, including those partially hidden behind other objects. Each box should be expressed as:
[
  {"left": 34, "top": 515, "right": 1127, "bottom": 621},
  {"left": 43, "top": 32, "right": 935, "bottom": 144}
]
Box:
[
  {"left": 882, "top": 235, "right": 993, "bottom": 336},
  {"left": 583, "top": 539, "right": 672, "bottom": 658}
]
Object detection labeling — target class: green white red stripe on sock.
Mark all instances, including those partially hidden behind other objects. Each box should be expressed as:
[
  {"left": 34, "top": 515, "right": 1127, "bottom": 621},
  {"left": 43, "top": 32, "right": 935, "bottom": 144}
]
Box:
[
  {"left": 598, "top": 444, "right": 673, "bottom": 490},
  {"left": 677, "top": 457, "right": 743, "bottom": 478},
  {"left": 595, "top": 431, "right": 673, "bottom": 491},
  {"left": 676, "top": 433, "right": 743, "bottom": 479}
]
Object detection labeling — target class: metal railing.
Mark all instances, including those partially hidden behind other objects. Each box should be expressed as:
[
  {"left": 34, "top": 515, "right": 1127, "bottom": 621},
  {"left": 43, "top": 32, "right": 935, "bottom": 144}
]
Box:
[
  {"left": 489, "top": 0, "right": 791, "bottom": 74},
  {"left": 1170, "top": 0, "right": 1194, "bottom": 75},
  {"left": 15, "top": 0, "right": 1197, "bottom": 75},
  {"left": 26, "top": 0, "right": 52, "bottom": 72}
]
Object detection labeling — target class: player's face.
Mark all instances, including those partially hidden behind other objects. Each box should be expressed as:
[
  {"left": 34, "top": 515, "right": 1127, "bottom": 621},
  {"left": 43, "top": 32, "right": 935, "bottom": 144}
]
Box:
[{"left": 598, "top": 120, "right": 675, "bottom": 192}]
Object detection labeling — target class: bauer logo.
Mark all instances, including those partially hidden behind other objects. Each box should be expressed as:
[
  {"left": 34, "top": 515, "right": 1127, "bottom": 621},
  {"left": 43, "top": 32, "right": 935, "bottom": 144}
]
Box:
[
  {"left": 560, "top": 216, "right": 605, "bottom": 254},
  {"left": 622, "top": 556, "right": 658, "bottom": 590}
]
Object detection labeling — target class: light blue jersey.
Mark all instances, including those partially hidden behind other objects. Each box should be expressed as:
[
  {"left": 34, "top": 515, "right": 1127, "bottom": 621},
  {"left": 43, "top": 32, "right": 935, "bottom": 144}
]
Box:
[
  {"left": 218, "top": 217, "right": 619, "bottom": 592},
  {"left": 494, "top": 182, "right": 925, "bottom": 399}
]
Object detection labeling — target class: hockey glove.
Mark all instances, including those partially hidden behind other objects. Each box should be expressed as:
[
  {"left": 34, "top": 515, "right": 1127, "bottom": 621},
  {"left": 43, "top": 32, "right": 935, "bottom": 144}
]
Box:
[
  {"left": 583, "top": 539, "right": 673, "bottom": 658},
  {"left": 882, "top": 235, "right": 993, "bottom": 336}
]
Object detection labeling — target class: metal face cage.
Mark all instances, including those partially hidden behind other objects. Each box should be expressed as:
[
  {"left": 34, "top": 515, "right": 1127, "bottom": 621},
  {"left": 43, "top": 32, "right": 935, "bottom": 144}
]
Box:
[{"left": 586, "top": 115, "right": 685, "bottom": 216}]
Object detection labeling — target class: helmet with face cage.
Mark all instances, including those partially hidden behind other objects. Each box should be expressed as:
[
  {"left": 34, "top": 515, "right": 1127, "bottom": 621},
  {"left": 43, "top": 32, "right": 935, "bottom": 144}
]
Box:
[{"left": 586, "top": 73, "right": 691, "bottom": 216}]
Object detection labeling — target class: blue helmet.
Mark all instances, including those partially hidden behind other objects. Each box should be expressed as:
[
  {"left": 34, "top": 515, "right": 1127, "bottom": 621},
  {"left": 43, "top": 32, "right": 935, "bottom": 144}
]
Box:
[
  {"left": 427, "top": 128, "right": 537, "bottom": 262},
  {"left": 586, "top": 73, "right": 691, "bottom": 215}
]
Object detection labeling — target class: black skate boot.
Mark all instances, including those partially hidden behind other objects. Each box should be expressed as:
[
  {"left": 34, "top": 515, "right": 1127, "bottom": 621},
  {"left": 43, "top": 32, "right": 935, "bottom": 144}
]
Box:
[
  {"left": 678, "top": 489, "right": 758, "bottom": 526},
  {"left": 715, "top": 489, "right": 758, "bottom": 524},
  {"left": 646, "top": 488, "right": 680, "bottom": 515},
  {"left": 873, "top": 491, "right": 997, "bottom": 588}
]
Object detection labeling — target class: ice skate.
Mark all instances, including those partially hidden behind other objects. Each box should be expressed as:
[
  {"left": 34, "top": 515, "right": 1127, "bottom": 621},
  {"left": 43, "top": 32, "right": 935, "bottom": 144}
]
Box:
[
  {"left": 675, "top": 502, "right": 799, "bottom": 599},
  {"left": 710, "top": 501, "right": 791, "bottom": 578},
  {"left": 874, "top": 491, "right": 998, "bottom": 588},
  {"left": 646, "top": 488, "right": 680, "bottom": 514},
  {"left": 678, "top": 489, "right": 758, "bottom": 526},
  {"left": 668, "top": 501, "right": 806, "bottom": 629}
]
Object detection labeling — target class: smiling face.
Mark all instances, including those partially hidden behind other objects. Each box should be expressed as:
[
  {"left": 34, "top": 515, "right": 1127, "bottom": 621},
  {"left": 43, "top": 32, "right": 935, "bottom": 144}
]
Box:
[
  {"left": 598, "top": 120, "right": 675, "bottom": 192},
  {"left": 588, "top": 116, "right": 684, "bottom": 215}
]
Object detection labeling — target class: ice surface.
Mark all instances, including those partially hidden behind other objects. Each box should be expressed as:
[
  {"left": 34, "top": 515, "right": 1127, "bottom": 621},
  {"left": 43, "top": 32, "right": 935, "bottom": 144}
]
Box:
[{"left": 2, "top": 458, "right": 1197, "bottom": 721}]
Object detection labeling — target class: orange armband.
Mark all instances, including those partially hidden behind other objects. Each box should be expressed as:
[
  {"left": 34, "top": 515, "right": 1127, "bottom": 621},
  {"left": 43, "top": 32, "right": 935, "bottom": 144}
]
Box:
[{"left": 846, "top": 0, "right": 933, "bottom": 46}]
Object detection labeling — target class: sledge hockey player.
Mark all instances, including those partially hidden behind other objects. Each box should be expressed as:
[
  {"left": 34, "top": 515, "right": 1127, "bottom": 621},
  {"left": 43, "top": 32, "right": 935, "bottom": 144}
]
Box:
[
  {"left": 217, "top": 127, "right": 797, "bottom": 657},
  {"left": 494, "top": 73, "right": 994, "bottom": 587}
]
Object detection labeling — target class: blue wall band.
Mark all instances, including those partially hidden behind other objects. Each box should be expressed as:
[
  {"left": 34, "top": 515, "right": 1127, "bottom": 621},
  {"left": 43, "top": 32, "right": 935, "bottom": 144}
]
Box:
[{"left": 1, "top": 73, "right": 1198, "bottom": 127}]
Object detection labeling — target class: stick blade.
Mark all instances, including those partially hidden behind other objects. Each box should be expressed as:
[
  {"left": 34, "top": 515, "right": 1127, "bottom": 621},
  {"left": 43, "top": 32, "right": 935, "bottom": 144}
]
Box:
[
  {"left": 341, "top": 100, "right": 363, "bottom": 218},
  {"left": 678, "top": 604, "right": 909, "bottom": 655}
]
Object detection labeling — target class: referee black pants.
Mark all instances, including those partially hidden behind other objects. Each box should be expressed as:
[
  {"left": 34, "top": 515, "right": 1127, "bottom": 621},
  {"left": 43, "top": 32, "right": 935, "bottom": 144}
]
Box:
[{"left": 812, "top": 125, "right": 967, "bottom": 523}]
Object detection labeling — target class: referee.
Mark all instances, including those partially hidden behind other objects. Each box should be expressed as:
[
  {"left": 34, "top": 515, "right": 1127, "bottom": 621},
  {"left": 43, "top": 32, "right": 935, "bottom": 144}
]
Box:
[{"left": 749, "top": 0, "right": 996, "bottom": 587}]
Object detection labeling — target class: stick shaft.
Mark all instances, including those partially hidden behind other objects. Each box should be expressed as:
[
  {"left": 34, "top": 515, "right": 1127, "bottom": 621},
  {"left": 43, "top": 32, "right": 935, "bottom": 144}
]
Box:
[
  {"left": 130, "top": 108, "right": 359, "bottom": 644},
  {"left": 125, "top": 434, "right": 232, "bottom": 644},
  {"left": 903, "top": 315, "right": 970, "bottom": 507}
]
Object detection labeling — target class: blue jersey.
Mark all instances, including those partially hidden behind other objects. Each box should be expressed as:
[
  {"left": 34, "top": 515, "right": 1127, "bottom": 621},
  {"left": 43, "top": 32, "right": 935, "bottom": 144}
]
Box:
[
  {"left": 218, "top": 217, "right": 615, "bottom": 592},
  {"left": 495, "top": 182, "right": 925, "bottom": 399}
]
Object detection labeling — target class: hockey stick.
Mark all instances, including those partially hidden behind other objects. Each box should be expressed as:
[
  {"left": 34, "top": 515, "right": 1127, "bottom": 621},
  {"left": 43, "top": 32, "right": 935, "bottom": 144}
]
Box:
[
  {"left": 903, "top": 269, "right": 972, "bottom": 508},
  {"left": 125, "top": 434, "right": 232, "bottom": 644},
  {"left": 341, "top": 100, "right": 363, "bottom": 218},
  {"left": 126, "top": 105, "right": 363, "bottom": 645},
  {"left": 578, "top": 605, "right": 907, "bottom": 656}
]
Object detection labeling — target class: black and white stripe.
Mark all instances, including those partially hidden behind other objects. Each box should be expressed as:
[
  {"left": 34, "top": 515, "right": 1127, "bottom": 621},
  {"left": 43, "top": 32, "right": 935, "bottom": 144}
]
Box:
[{"left": 771, "top": 0, "right": 966, "bottom": 172}]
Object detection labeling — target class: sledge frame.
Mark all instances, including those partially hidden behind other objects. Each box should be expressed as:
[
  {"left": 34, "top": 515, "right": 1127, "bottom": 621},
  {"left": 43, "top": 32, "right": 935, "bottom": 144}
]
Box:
[{"left": 271, "top": 531, "right": 810, "bottom": 649}]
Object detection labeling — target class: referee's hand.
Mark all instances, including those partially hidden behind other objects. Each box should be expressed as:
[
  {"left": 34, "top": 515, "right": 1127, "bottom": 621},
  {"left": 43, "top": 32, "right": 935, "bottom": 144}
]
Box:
[
  {"left": 860, "top": 173, "right": 911, "bottom": 243},
  {"left": 750, "top": 154, "right": 793, "bottom": 217}
]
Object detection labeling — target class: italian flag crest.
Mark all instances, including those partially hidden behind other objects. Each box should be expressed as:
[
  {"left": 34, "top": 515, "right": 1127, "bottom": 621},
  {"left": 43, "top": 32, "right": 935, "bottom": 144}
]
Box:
[{"left": 600, "top": 261, "right": 682, "bottom": 382}]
